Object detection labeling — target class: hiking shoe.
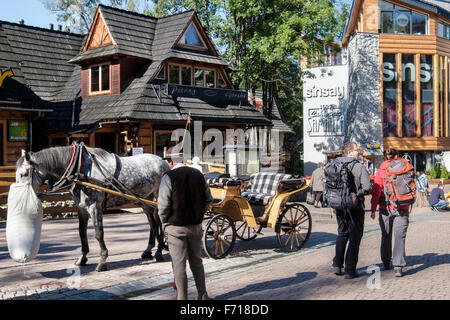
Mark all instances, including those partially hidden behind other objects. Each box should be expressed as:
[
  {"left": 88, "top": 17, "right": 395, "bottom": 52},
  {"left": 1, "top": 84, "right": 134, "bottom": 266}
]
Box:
[
  {"left": 394, "top": 267, "right": 403, "bottom": 277},
  {"left": 344, "top": 271, "right": 359, "bottom": 279},
  {"left": 333, "top": 267, "right": 344, "bottom": 276}
]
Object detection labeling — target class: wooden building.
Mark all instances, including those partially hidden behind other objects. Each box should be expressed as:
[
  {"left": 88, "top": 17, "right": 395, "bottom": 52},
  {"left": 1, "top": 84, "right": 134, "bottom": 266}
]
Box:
[
  {"left": 0, "top": 5, "right": 295, "bottom": 171},
  {"left": 341, "top": 0, "right": 450, "bottom": 171}
]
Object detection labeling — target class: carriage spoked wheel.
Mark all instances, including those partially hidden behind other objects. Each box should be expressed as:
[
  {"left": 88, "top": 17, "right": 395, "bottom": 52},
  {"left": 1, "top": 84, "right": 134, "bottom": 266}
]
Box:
[
  {"left": 276, "top": 203, "right": 312, "bottom": 252},
  {"left": 202, "top": 214, "right": 236, "bottom": 259},
  {"left": 235, "top": 220, "right": 263, "bottom": 241}
]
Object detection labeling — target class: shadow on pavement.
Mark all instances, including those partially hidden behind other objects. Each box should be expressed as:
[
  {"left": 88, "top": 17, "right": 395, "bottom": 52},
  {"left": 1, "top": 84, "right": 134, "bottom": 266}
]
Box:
[
  {"left": 404, "top": 253, "right": 450, "bottom": 276},
  {"left": 213, "top": 271, "right": 318, "bottom": 300}
]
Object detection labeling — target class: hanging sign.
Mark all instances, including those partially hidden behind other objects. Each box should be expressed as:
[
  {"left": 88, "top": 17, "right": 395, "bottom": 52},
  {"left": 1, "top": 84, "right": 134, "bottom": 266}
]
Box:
[{"left": 8, "top": 120, "right": 28, "bottom": 142}]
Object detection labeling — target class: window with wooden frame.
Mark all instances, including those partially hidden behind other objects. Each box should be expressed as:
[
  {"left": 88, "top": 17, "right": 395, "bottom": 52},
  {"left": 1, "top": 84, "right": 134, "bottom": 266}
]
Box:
[
  {"left": 194, "top": 68, "right": 215, "bottom": 88},
  {"left": 156, "top": 65, "right": 166, "bottom": 80},
  {"left": 169, "top": 64, "right": 192, "bottom": 85},
  {"left": 378, "top": 0, "right": 428, "bottom": 35},
  {"left": 178, "top": 23, "right": 207, "bottom": 49},
  {"left": 90, "top": 63, "right": 111, "bottom": 94}
]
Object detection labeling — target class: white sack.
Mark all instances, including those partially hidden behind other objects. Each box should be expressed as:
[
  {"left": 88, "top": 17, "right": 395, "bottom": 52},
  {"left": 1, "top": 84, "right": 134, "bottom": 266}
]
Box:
[{"left": 6, "top": 181, "right": 43, "bottom": 263}]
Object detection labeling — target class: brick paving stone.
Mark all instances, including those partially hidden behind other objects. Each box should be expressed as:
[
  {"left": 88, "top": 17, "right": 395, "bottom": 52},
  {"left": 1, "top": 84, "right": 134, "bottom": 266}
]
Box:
[{"left": 1, "top": 205, "right": 449, "bottom": 300}]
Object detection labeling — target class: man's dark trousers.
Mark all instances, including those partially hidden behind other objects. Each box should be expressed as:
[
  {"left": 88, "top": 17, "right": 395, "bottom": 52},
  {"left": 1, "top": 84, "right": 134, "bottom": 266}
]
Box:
[{"left": 332, "top": 207, "right": 365, "bottom": 274}]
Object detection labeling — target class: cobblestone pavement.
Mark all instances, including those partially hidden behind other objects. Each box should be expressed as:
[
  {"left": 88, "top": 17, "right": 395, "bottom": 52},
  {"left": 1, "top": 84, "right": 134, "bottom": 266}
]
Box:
[{"left": 0, "top": 203, "right": 449, "bottom": 300}]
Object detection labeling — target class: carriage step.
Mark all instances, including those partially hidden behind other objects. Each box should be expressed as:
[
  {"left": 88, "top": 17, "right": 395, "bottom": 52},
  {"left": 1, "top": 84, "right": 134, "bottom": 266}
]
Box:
[{"left": 256, "top": 231, "right": 264, "bottom": 235}]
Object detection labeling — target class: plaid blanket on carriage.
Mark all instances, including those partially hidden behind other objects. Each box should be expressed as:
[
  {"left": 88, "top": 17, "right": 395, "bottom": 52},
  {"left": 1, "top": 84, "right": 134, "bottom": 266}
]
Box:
[{"left": 241, "top": 172, "right": 292, "bottom": 205}]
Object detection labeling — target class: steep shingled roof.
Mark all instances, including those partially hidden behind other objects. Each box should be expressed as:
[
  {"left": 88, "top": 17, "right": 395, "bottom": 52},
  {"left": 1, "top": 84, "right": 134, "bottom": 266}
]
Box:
[{"left": 0, "top": 21, "right": 83, "bottom": 108}]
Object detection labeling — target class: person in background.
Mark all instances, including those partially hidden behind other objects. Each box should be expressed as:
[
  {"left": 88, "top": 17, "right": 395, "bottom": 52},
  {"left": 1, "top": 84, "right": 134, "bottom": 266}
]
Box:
[
  {"left": 158, "top": 147, "right": 213, "bottom": 300},
  {"left": 428, "top": 182, "right": 449, "bottom": 211},
  {"left": 371, "top": 148, "right": 411, "bottom": 277},
  {"left": 191, "top": 156, "right": 204, "bottom": 174},
  {"left": 415, "top": 171, "right": 430, "bottom": 207},
  {"left": 310, "top": 162, "right": 325, "bottom": 208}
]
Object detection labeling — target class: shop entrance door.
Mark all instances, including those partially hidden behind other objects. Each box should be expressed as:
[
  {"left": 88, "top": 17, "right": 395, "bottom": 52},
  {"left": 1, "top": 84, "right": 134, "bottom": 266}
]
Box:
[{"left": 95, "top": 132, "right": 116, "bottom": 154}]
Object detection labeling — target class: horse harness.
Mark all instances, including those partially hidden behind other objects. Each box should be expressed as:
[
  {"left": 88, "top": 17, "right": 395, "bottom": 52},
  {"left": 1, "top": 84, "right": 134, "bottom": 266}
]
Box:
[{"left": 30, "top": 143, "right": 157, "bottom": 210}]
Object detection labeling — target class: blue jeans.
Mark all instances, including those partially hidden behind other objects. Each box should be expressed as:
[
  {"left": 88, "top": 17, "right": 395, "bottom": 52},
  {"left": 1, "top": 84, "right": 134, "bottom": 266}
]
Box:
[{"left": 432, "top": 200, "right": 449, "bottom": 210}]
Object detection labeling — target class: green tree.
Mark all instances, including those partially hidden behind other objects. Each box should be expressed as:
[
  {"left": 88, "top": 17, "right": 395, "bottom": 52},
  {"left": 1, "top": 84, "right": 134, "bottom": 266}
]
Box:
[{"left": 40, "top": 0, "right": 143, "bottom": 33}]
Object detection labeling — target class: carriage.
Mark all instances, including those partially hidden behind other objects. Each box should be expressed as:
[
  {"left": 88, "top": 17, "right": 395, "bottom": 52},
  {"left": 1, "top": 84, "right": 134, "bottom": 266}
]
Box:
[
  {"left": 10, "top": 143, "right": 312, "bottom": 270},
  {"left": 202, "top": 172, "right": 312, "bottom": 259}
]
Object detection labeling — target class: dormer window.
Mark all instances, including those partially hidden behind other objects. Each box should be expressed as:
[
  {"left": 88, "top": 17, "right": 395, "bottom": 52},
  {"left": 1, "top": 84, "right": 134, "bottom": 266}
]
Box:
[
  {"left": 194, "top": 68, "right": 215, "bottom": 88},
  {"left": 169, "top": 64, "right": 192, "bottom": 85},
  {"left": 179, "top": 23, "right": 206, "bottom": 49},
  {"left": 90, "top": 63, "right": 110, "bottom": 94}
]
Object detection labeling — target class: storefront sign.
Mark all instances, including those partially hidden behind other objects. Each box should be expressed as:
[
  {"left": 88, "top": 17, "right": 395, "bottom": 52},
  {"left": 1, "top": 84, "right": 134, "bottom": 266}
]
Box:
[
  {"left": 382, "top": 62, "right": 432, "bottom": 82},
  {"left": 307, "top": 105, "right": 344, "bottom": 137},
  {"left": 8, "top": 120, "right": 28, "bottom": 142},
  {"left": 303, "top": 64, "right": 349, "bottom": 175},
  {"left": 164, "top": 84, "right": 248, "bottom": 104},
  {"left": 396, "top": 13, "right": 409, "bottom": 28}
]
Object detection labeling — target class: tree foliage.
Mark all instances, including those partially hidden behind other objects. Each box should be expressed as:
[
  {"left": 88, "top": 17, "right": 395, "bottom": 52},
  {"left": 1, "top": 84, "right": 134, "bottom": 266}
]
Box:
[{"left": 40, "top": 0, "right": 143, "bottom": 33}]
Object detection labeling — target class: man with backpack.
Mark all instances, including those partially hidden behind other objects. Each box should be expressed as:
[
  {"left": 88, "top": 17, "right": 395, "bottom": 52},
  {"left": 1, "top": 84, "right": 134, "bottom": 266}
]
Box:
[
  {"left": 371, "top": 148, "right": 415, "bottom": 277},
  {"left": 324, "top": 141, "right": 372, "bottom": 279}
]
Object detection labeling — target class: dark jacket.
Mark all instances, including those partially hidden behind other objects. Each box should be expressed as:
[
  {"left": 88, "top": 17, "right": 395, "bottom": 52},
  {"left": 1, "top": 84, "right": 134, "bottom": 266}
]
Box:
[{"left": 158, "top": 165, "right": 213, "bottom": 229}]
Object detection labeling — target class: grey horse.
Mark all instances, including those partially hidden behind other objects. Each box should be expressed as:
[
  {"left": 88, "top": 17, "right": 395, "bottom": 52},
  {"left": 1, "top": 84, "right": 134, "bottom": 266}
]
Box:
[{"left": 15, "top": 145, "right": 170, "bottom": 272}]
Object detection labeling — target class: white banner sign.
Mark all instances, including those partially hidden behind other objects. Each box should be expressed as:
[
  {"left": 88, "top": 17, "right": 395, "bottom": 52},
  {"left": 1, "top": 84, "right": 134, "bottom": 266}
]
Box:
[{"left": 303, "top": 64, "right": 349, "bottom": 175}]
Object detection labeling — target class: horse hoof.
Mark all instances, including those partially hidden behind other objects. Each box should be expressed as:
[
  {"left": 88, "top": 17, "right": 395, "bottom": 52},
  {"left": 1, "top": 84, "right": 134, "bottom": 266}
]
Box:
[
  {"left": 96, "top": 263, "right": 107, "bottom": 272},
  {"left": 75, "top": 257, "right": 88, "bottom": 266},
  {"left": 141, "top": 251, "right": 154, "bottom": 260},
  {"left": 155, "top": 252, "right": 164, "bottom": 262}
]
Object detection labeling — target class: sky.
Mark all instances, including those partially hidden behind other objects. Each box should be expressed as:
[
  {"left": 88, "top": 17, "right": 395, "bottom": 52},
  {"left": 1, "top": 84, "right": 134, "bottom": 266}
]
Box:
[
  {"left": 0, "top": 0, "right": 355, "bottom": 32},
  {"left": 0, "top": 0, "right": 62, "bottom": 30}
]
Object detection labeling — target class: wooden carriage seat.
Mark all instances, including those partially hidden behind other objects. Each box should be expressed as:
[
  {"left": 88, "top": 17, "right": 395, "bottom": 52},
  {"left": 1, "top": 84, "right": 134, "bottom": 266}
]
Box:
[{"left": 241, "top": 172, "right": 293, "bottom": 205}]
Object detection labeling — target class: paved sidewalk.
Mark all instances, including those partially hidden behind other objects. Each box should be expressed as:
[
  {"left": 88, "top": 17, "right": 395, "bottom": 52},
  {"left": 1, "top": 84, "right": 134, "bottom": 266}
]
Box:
[
  {"left": 0, "top": 204, "right": 448, "bottom": 300},
  {"left": 145, "top": 205, "right": 450, "bottom": 300}
]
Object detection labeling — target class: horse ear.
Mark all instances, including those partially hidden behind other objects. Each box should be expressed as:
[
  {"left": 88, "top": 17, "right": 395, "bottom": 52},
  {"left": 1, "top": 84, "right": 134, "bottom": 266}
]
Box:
[{"left": 22, "top": 149, "right": 31, "bottom": 162}]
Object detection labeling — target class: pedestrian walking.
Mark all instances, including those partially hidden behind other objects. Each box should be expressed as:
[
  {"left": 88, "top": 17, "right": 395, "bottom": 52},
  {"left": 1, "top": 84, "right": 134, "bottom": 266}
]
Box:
[
  {"left": 428, "top": 182, "right": 449, "bottom": 211},
  {"left": 158, "top": 147, "right": 213, "bottom": 300},
  {"left": 415, "top": 171, "right": 430, "bottom": 207},
  {"left": 325, "top": 141, "right": 371, "bottom": 279},
  {"left": 310, "top": 162, "right": 325, "bottom": 208},
  {"left": 371, "top": 148, "right": 414, "bottom": 277}
]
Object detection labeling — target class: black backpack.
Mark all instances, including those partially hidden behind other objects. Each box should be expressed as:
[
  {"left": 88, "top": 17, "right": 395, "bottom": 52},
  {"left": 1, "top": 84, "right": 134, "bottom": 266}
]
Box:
[{"left": 323, "top": 158, "right": 359, "bottom": 210}]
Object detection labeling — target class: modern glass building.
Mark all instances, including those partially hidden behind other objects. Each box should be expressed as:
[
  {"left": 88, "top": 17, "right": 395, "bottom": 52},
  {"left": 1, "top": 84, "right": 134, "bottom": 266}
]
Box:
[{"left": 340, "top": 0, "right": 450, "bottom": 172}]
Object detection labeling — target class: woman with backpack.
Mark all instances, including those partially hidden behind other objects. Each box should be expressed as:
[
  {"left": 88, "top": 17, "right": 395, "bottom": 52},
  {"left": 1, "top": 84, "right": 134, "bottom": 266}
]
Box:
[{"left": 371, "top": 148, "right": 414, "bottom": 277}]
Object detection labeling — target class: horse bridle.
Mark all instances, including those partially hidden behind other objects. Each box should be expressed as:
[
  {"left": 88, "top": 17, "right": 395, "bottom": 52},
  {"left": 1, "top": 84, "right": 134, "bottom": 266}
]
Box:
[{"left": 25, "top": 144, "right": 84, "bottom": 191}]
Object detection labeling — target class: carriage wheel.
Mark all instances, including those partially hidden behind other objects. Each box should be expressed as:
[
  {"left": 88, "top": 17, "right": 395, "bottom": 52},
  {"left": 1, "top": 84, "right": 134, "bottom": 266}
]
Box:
[
  {"left": 276, "top": 203, "right": 312, "bottom": 252},
  {"left": 235, "top": 220, "right": 262, "bottom": 241},
  {"left": 202, "top": 214, "right": 236, "bottom": 259}
]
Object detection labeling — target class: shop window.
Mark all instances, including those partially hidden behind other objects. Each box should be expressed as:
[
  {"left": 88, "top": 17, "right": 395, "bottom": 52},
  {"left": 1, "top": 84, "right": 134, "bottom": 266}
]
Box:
[
  {"left": 90, "top": 64, "right": 110, "bottom": 94},
  {"left": 154, "top": 130, "right": 180, "bottom": 157},
  {"left": 420, "top": 55, "right": 433, "bottom": 137},
  {"left": 411, "top": 12, "right": 426, "bottom": 35},
  {"left": 379, "top": 0, "right": 427, "bottom": 35},
  {"left": 382, "top": 53, "right": 398, "bottom": 137},
  {"left": 437, "top": 22, "right": 450, "bottom": 40},
  {"left": 402, "top": 54, "right": 416, "bottom": 137}
]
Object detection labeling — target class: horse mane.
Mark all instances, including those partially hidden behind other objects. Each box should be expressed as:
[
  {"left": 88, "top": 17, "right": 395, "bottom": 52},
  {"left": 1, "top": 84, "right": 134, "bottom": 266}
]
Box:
[
  {"left": 29, "top": 146, "right": 74, "bottom": 176},
  {"left": 17, "top": 145, "right": 114, "bottom": 176}
]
